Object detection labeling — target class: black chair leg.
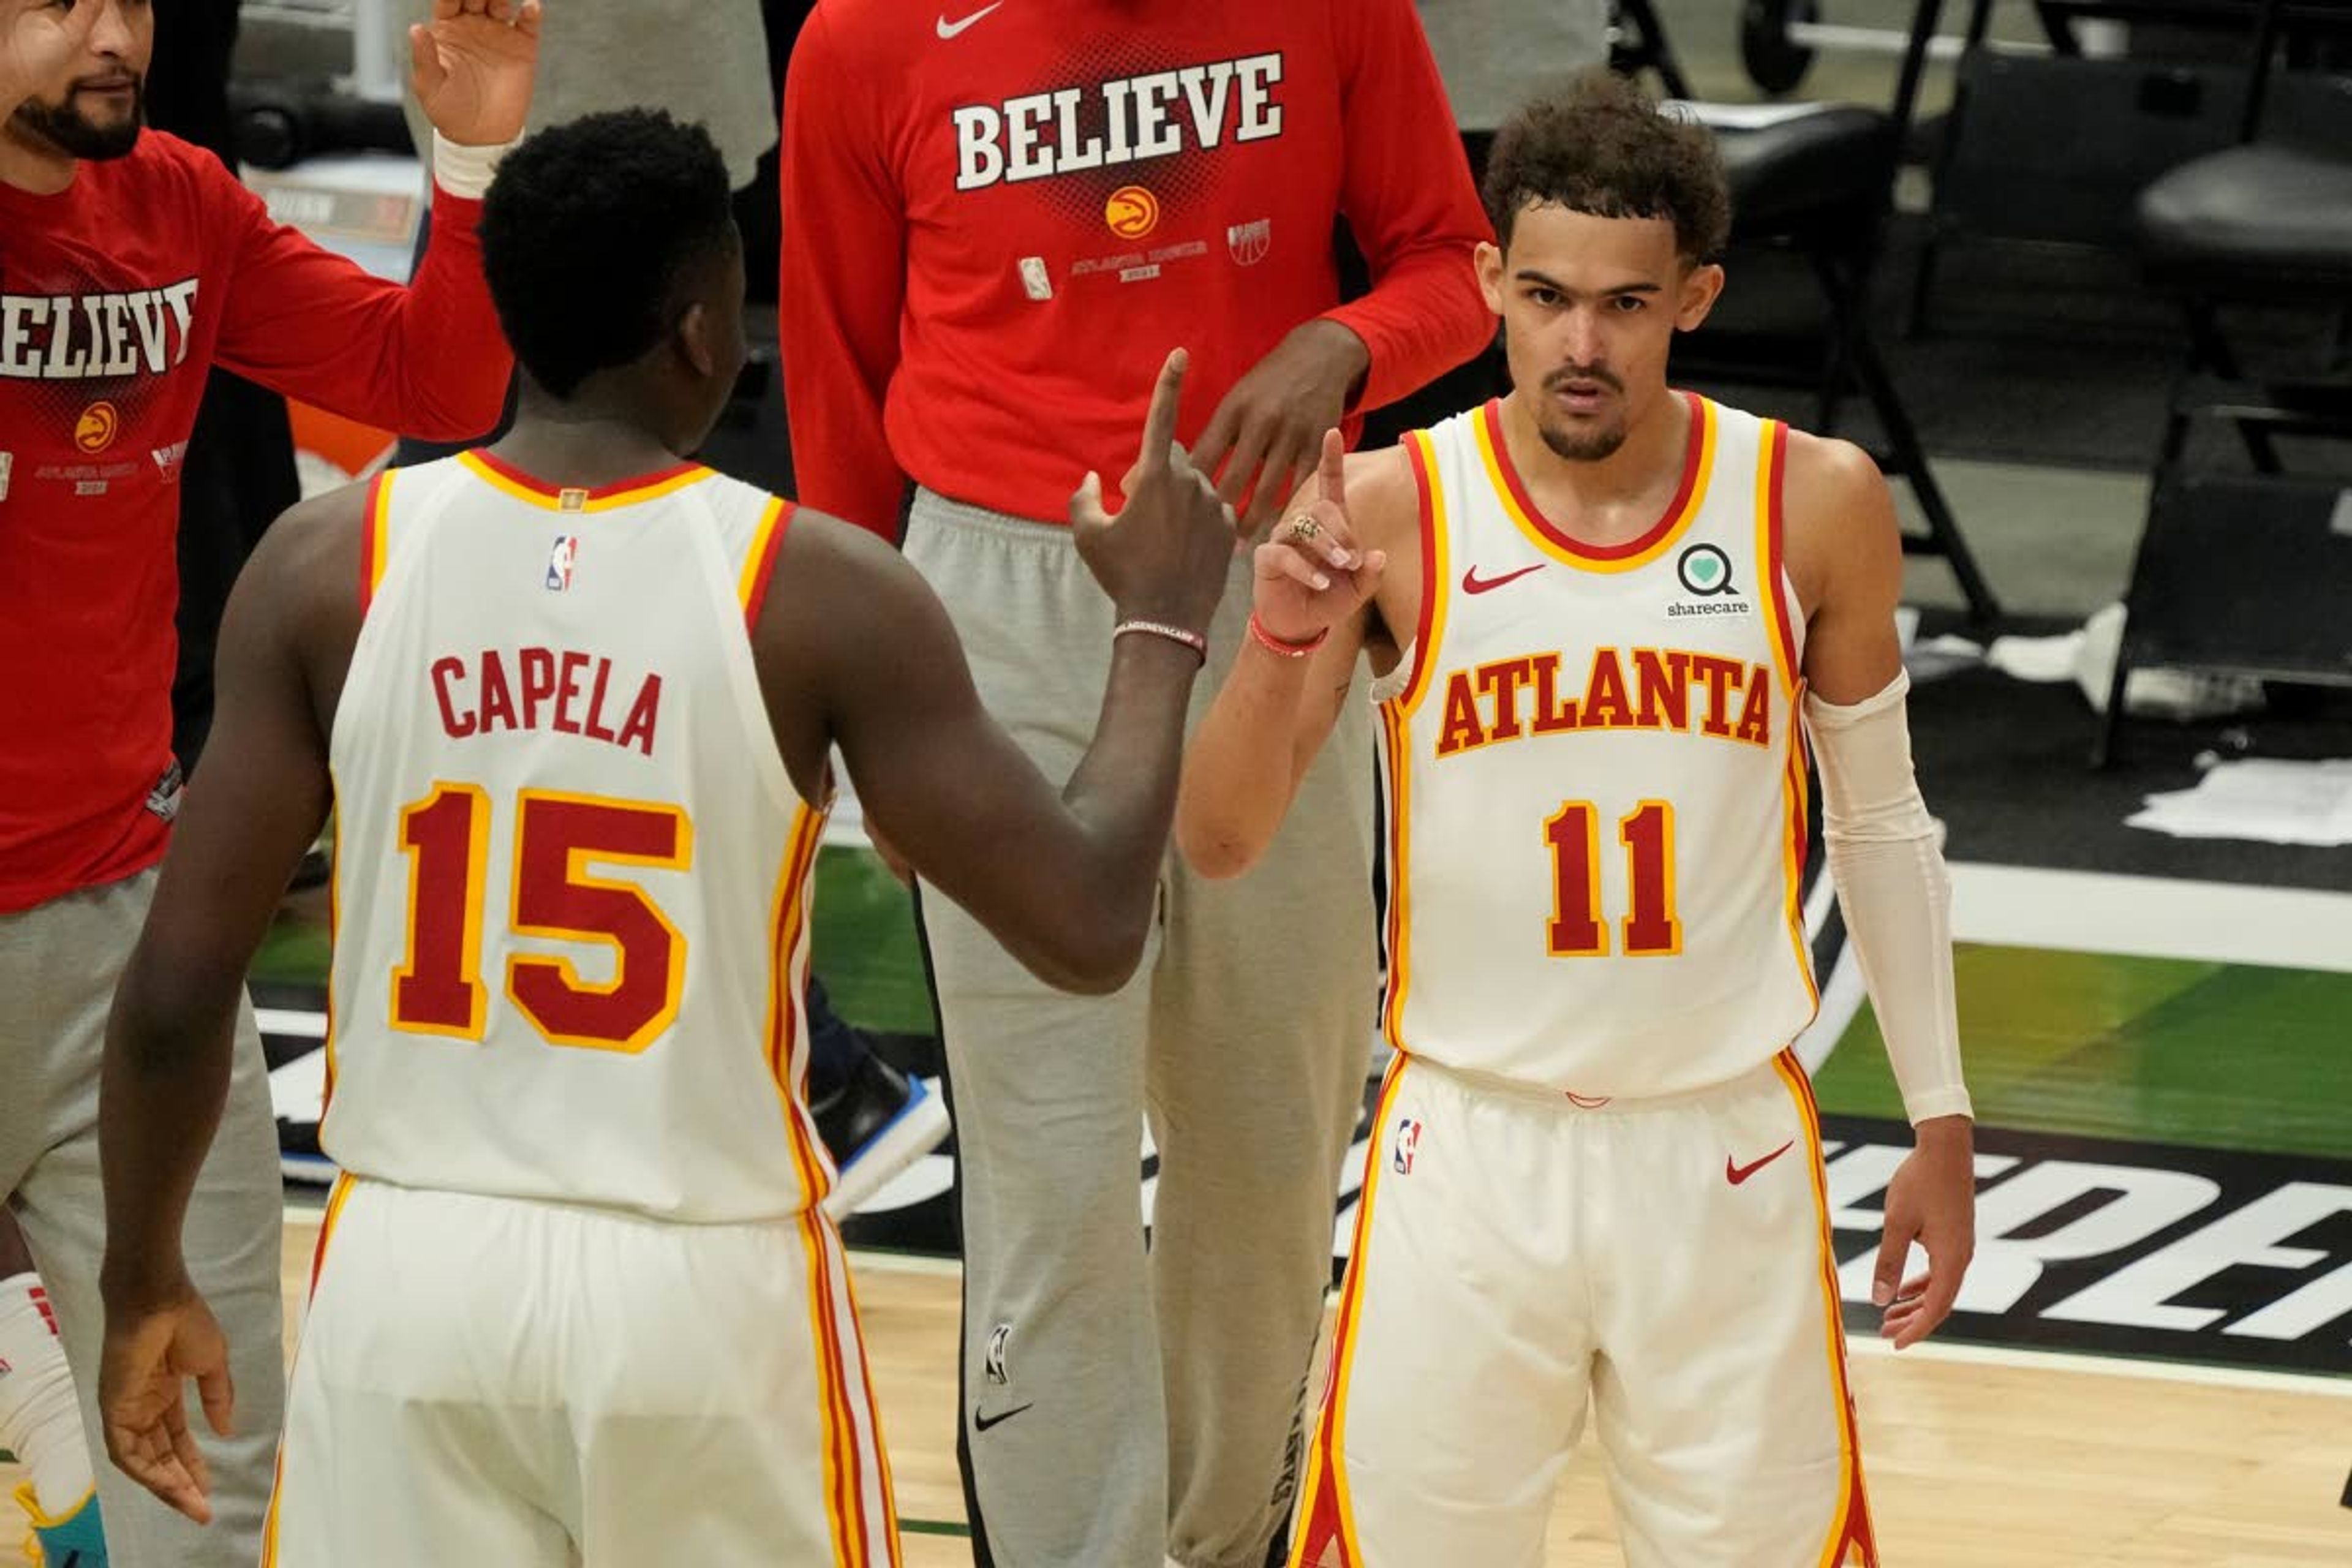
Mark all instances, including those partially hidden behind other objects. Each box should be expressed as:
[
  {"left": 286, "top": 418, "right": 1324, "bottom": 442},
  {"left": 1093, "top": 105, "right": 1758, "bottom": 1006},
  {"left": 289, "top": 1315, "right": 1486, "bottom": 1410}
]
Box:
[
  {"left": 1613, "top": 0, "right": 1693, "bottom": 99},
  {"left": 2093, "top": 631, "right": 2133, "bottom": 769},
  {"left": 1814, "top": 252, "right": 2004, "bottom": 627},
  {"left": 1905, "top": 224, "right": 1945, "bottom": 341},
  {"left": 2183, "top": 301, "right": 2286, "bottom": 473}
]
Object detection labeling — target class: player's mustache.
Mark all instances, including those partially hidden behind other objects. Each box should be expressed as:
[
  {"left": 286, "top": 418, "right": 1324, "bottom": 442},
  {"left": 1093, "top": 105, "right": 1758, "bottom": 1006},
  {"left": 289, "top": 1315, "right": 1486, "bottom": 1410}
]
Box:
[{"left": 1545, "top": 365, "right": 1623, "bottom": 393}]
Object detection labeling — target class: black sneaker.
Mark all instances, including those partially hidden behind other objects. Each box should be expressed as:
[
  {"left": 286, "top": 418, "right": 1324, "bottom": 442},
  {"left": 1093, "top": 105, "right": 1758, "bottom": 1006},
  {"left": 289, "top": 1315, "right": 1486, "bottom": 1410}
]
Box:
[{"left": 812, "top": 1047, "right": 951, "bottom": 1219}]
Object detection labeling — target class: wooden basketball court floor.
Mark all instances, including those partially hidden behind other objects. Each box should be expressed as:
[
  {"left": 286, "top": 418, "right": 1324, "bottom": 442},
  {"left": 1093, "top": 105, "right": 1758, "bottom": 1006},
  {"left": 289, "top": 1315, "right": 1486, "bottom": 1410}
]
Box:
[
  {"left": 7, "top": 1180, "right": 2346, "bottom": 1566},
  {"left": 221, "top": 1210, "right": 2346, "bottom": 1566}
]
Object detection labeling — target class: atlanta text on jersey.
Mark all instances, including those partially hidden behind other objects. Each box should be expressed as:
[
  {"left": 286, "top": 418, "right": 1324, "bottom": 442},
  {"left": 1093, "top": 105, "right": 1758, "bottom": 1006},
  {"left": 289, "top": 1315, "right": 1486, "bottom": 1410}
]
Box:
[
  {"left": 953, "top": 54, "right": 1285, "bottom": 192},
  {"left": 0, "top": 281, "right": 201, "bottom": 380},
  {"left": 1434, "top": 646, "right": 1776, "bottom": 758},
  {"left": 428, "top": 646, "right": 663, "bottom": 758}
]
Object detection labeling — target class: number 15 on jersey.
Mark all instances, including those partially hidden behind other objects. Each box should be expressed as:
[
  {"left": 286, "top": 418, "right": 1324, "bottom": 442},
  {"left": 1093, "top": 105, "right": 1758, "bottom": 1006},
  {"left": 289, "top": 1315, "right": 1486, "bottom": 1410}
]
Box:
[{"left": 391, "top": 782, "right": 694, "bottom": 1053}]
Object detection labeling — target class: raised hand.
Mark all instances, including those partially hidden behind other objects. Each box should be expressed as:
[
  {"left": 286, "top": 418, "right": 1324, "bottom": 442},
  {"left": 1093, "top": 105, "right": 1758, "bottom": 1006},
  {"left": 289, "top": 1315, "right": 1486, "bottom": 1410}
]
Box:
[
  {"left": 1872, "top": 1116, "right": 1976, "bottom": 1349},
  {"left": 1071, "top": 349, "right": 1235, "bottom": 640},
  {"left": 0, "top": 0, "right": 102, "bottom": 116},
  {"left": 1253, "top": 429, "right": 1385, "bottom": 645},
  {"left": 99, "top": 1281, "right": 235, "bottom": 1524},
  {"left": 410, "top": 0, "right": 541, "bottom": 148}
]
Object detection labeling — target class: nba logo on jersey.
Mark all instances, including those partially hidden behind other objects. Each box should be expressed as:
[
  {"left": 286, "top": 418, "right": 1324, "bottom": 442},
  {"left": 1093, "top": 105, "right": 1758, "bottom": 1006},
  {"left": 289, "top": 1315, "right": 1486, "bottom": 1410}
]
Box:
[
  {"left": 1227, "top": 219, "right": 1272, "bottom": 266},
  {"left": 1393, "top": 1117, "right": 1423, "bottom": 1175},
  {"left": 545, "top": 534, "right": 578, "bottom": 591}
]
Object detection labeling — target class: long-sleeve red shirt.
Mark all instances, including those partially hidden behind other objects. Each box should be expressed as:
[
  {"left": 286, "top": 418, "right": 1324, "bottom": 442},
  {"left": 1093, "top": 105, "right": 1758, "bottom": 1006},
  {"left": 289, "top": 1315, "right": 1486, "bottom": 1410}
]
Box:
[
  {"left": 0, "top": 130, "right": 513, "bottom": 913},
  {"left": 780, "top": 0, "right": 1493, "bottom": 537}
]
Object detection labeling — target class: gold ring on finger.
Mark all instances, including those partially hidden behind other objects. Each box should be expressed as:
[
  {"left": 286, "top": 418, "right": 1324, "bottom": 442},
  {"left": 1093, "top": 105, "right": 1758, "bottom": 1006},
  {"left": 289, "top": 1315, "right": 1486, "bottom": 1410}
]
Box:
[{"left": 1284, "top": 514, "right": 1322, "bottom": 543}]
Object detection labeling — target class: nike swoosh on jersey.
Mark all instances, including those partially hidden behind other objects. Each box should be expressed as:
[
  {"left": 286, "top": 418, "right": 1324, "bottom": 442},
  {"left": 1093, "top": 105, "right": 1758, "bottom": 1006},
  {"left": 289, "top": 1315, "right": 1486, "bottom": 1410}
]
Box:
[
  {"left": 937, "top": 1, "right": 1004, "bottom": 38},
  {"left": 1726, "top": 1139, "right": 1797, "bottom": 1185},
  {"left": 1460, "top": 562, "right": 1546, "bottom": 595}
]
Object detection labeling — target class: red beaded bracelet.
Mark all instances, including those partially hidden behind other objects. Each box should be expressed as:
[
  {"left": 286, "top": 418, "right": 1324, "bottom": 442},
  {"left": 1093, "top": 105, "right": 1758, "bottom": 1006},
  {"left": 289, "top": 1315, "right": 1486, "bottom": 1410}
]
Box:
[
  {"left": 1248, "top": 612, "right": 1329, "bottom": 659},
  {"left": 1114, "top": 619, "right": 1208, "bottom": 664}
]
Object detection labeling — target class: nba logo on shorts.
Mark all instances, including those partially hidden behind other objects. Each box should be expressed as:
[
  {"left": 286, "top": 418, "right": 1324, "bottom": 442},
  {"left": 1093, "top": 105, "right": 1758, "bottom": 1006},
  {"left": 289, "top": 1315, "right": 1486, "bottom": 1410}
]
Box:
[
  {"left": 1392, "top": 1117, "right": 1422, "bottom": 1175},
  {"left": 1227, "top": 219, "right": 1272, "bottom": 267},
  {"left": 545, "top": 534, "right": 578, "bottom": 591},
  {"left": 985, "top": 1323, "right": 1012, "bottom": 1385}
]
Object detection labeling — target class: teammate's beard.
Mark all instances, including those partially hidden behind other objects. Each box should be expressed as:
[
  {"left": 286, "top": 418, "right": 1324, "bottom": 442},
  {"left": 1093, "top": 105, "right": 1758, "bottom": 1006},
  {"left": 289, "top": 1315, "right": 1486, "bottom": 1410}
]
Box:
[
  {"left": 1536, "top": 363, "right": 1629, "bottom": 462},
  {"left": 12, "top": 77, "right": 146, "bottom": 161}
]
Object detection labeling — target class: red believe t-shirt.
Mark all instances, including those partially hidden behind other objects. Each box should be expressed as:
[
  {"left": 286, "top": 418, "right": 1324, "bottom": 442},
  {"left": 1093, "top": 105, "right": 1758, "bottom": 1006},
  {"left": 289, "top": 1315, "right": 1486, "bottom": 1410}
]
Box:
[
  {"left": 780, "top": 0, "right": 1495, "bottom": 536},
  {"left": 0, "top": 130, "right": 512, "bottom": 913}
]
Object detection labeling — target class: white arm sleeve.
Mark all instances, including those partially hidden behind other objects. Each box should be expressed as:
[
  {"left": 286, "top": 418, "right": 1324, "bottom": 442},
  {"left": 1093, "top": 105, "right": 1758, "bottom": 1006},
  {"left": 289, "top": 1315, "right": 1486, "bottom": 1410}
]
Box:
[
  {"left": 1804, "top": 669, "right": 1972, "bottom": 1124},
  {"left": 432, "top": 132, "right": 518, "bottom": 201}
]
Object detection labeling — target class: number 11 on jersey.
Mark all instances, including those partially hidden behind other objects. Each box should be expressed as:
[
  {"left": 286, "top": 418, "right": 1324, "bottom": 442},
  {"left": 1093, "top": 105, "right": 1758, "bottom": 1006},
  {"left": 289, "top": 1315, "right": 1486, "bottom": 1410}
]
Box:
[{"left": 1544, "top": 799, "right": 1681, "bottom": 957}]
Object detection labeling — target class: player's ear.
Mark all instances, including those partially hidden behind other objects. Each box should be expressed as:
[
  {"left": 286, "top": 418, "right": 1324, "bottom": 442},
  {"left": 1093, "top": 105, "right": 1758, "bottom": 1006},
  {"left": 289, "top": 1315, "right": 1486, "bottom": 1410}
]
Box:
[
  {"left": 1674, "top": 261, "right": 1725, "bottom": 333},
  {"left": 676, "top": 301, "right": 719, "bottom": 380},
  {"left": 1475, "top": 239, "right": 1507, "bottom": 315}
]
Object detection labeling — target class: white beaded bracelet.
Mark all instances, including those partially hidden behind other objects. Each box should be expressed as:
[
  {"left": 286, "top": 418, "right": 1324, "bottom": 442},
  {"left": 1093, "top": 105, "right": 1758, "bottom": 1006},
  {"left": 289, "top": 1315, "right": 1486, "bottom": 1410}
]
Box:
[{"left": 1113, "top": 619, "right": 1208, "bottom": 665}]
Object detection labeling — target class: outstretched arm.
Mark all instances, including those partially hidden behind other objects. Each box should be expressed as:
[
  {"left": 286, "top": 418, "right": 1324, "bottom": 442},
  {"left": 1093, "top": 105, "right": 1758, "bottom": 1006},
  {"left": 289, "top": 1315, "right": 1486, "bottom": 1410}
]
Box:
[
  {"left": 1790, "top": 432, "right": 1973, "bottom": 1350},
  {"left": 1178, "top": 435, "right": 1410, "bottom": 878},
  {"left": 760, "top": 355, "right": 1236, "bottom": 993},
  {"left": 97, "top": 488, "right": 362, "bottom": 1521},
  {"left": 209, "top": 0, "right": 538, "bottom": 440}
]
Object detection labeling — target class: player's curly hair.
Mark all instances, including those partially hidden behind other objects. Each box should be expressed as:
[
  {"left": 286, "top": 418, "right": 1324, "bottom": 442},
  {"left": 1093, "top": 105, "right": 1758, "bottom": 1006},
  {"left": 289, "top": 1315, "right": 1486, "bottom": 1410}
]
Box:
[
  {"left": 1482, "top": 72, "right": 1733, "bottom": 264},
  {"left": 479, "top": 109, "right": 737, "bottom": 398}
]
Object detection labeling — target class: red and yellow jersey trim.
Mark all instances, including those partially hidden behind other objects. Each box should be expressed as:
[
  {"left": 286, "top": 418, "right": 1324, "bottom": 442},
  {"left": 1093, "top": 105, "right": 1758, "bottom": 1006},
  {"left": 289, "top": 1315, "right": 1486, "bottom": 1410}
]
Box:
[
  {"left": 457, "top": 448, "right": 713, "bottom": 513},
  {"left": 761, "top": 801, "right": 876, "bottom": 1566},
  {"left": 1756, "top": 419, "right": 1819, "bottom": 1009},
  {"left": 1376, "top": 702, "right": 1415, "bottom": 1055},
  {"left": 740, "top": 496, "right": 797, "bottom": 631},
  {"left": 1771, "top": 1052, "right": 1880, "bottom": 1567},
  {"left": 263, "top": 1173, "right": 360, "bottom": 1567},
  {"left": 1755, "top": 420, "right": 1802, "bottom": 698},
  {"left": 358, "top": 470, "right": 394, "bottom": 611},
  {"left": 1390, "top": 431, "right": 1452, "bottom": 718},
  {"left": 1288, "top": 1055, "right": 1413, "bottom": 1567},
  {"left": 1474, "top": 393, "right": 1714, "bottom": 573}
]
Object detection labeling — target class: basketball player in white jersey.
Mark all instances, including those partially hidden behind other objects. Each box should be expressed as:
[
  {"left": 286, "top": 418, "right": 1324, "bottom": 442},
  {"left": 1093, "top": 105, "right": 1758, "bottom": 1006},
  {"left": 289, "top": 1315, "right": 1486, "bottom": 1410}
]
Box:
[
  {"left": 1178, "top": 74, "right": 1977, "bottom": 1567},
  {"left": 88, "top": 110, "right": 1236, "bottom": 1564}
]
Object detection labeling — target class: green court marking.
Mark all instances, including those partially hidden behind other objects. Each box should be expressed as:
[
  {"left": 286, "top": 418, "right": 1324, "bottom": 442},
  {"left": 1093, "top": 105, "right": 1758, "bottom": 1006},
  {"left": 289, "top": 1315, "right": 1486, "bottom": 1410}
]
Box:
[
  {"left": 902, "top": 1518, "right": 974, "bottom": 1537},
  {"left": 1814, "top": 944, "right": 2352, "bottom": 1161},
  {"left": 809, "top": 846, "right": 937, "bottom": 1037}
]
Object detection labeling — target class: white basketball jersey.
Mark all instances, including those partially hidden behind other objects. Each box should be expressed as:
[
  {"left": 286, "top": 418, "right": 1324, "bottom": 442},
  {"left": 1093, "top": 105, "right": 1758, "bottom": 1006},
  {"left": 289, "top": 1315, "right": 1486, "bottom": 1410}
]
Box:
[
  {"left": 324, "top": 452, "right": 832, "bottom": 1222},
  {"left": 1374, "top": 393, "right": 1819, "bottom": 1099}
]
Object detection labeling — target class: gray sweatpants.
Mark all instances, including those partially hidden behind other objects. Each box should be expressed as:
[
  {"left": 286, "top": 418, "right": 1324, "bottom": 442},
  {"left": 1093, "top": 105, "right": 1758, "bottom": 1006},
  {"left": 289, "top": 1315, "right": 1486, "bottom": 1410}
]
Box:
[
  {"left": 1, "top": 869, "right": 286, "bottom": 1567},
  {"left": 905, "top": 493, "right": 1378, "bottom": 1568}
]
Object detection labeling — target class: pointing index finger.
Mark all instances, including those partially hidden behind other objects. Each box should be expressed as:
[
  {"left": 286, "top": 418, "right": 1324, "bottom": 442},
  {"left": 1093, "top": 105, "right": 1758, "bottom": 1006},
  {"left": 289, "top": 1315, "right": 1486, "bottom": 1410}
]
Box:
[
  {"left": 1319, "top": 428, "right": 1347, "bottom": 514},
  {"left": 1136, "top": 349, "right": 1188, "bottom": 480}
]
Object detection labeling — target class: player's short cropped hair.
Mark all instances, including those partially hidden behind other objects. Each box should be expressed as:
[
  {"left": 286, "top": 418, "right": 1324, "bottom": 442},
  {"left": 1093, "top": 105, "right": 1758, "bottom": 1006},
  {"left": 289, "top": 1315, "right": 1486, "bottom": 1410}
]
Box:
[
  {"left": 1482, "top": 72, "right": 1733, "bottom": 265},
  {"left": 479, "top": 109, "right": 737, "bottom": 398}
]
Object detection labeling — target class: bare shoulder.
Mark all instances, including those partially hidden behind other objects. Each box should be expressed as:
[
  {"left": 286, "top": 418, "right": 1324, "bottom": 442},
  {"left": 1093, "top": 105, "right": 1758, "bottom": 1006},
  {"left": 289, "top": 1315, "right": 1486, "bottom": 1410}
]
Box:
[
  {"left": 1781, "top": 428, "right": 1894, "bottom": 526},
  {"left": 755, "top": 503, "right": 958, "bottom": 679},
  {"left": 1777, "top": 428, "right": 1899, "bottom": 613},
  {"left": 771, "top": 503, "right": 935, "bottom": 615},
  {"left": 247, "top": 479, "right": 371, "bottom": 616}
]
